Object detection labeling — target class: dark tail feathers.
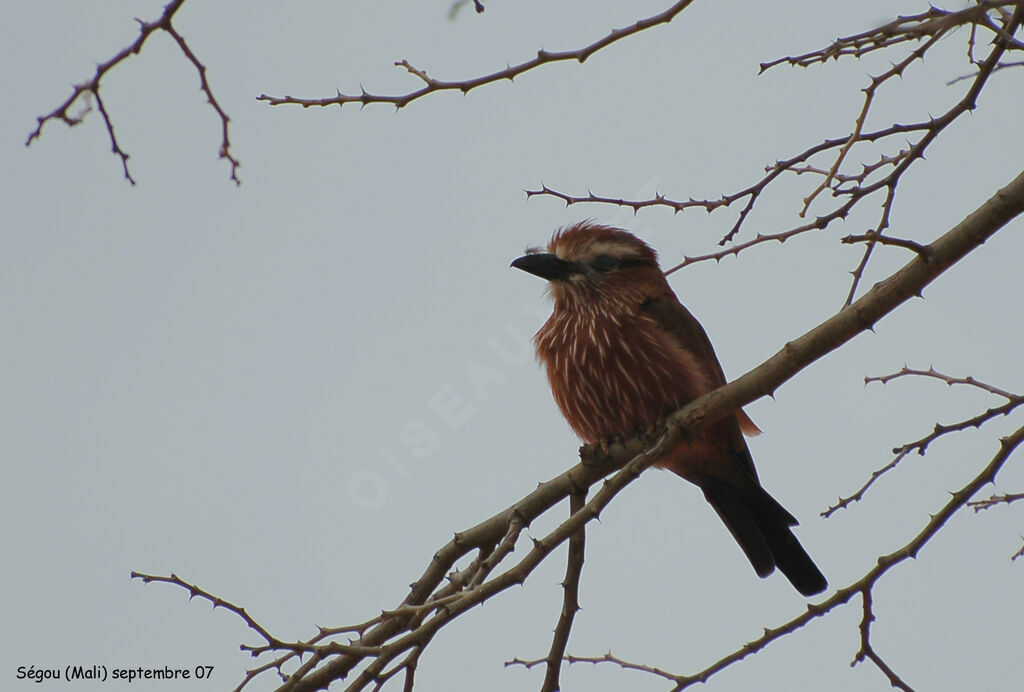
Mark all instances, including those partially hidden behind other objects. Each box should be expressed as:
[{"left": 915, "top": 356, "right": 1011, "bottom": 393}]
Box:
[{"left": 702, "top": 483, "right": 827, "bottom": 596}]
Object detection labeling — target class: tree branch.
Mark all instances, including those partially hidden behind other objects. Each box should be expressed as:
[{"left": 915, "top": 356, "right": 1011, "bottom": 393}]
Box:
[
  {"left": 547, "top": 421, "right": 1024, "bottom": 689},
  {"left": 257, "top": 1, "right": 696, "bottom": 109},
  {"left": 823, "top": 367, "right": 1024, "bottom": 517},
  {"left": 968, "top": 491, "right": 1024, "bottom": 511},
  {"left": 26, "top": 0, "right": 239, "bottom": 185},
  {"left": 758, "top": 3, "right": 1014, "bottom": 70},
  {"left": 866, "top": 366, "right": 1021, "bottom": 400},
  {"left": 527, "top": 5, "right": 1024, "bottom": 306},
  {"left": 541, "top": 487, "right": 587, "bottom": 692},
  {"left": 853, "top": 589, "right": 914, "bottom": 691}
]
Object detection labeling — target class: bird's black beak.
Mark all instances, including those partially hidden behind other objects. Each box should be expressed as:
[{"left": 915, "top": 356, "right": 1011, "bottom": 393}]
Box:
[{"left": 510, "top": 253, "right": 574, "bottom": 281}]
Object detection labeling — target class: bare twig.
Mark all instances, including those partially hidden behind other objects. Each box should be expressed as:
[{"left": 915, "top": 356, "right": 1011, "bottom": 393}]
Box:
[
  {"left": 852, "top": 589, "right": 914, "bottom": 691},
  {"left": 968, "top": 491, "right": 1024, "bottom": 512},
  {"left": 797, "top": 29, "right": 943, "bottom": 220},
  {"left": 866, "top": 366, "right": 1020, "bottom": 400},
  {"left": 948, "top": 59, "right": 1024, "bottom": 83},
  {"left": 258, "top": 1, "right": 696, "bottom": 109},
  {"left": 26, "top": 0, "right": 240, "bottom": 185},
  {"left": 541, "top": 487, "right": 587, "bottom": 692},
  {"left": 821, "top": 447, "right": 914, "bottom": 519},
  {"left": 823, "top": 367, "right": 1023, "bottom": 517},
  {"left": 162, "top": 21, "right": 240, "bottom": 183},
  {"left": 841, "top": 231, "right": 930, "bottom": 257},
  {"left": 508, "top": 651, "right": 685, "bottom": 686},
  {"left": 131, "top": 571, "right": 278, "bottom": 646},
  {"left": 758, "top": 4, "right": 1011, "bottom": 71}
]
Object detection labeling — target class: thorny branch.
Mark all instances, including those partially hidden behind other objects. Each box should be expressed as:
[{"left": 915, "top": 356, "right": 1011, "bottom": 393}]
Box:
[
  {"left": 540, "top": 487, "right": 587, "bottom": 692},
  {"left": 759, "top": 3, "right": 1015, "bottom": 69},
  {"left": 508, "top": 422, "right": 1024, "bottom": 691},
  {"left": 866, "top": 366, "right": 1020, "bottom": 400},
  {"left": 841, "top": 231, "right": 930, "bottom": 257},
  {"left": 257, "top": 1, "right": 696, "bottom": 109},
  {"left": 853, "top": 590, "right": 914, "bottom": 692},
  {"left": 135, "top": 169, "right": 1024, "bottom": 690},
  {"left": 528, "top": 3, "right": 1024, "bottom": 304},
  {"left": 969, "top": 492, "right": 1024, "bottom": 511},
  {"left": 822, "top": 366, "right": 1024, "bottom": 518},
  {"left": 507, "top": 651, "right": 684, "bottom": 686},
  {"left": 968, "top": 490, "right": 1024, "bottom": 560},
  {"left": 25, "top": 0, "right": 239, "bottom": 185}
]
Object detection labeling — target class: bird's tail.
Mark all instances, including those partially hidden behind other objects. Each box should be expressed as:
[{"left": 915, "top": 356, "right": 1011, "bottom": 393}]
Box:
[{"left": 702, "top": 482, "right": 827, "bottom": 596}]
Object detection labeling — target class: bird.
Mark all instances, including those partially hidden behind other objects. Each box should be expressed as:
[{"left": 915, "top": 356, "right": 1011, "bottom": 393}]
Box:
[{"left": 511, "top": 221, "right": 827, "bottom": 596}]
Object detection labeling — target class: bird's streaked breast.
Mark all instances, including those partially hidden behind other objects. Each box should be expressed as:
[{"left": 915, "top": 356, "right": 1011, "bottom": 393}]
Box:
[{"left": 536, "top": 304, "right": 711, "bottom": 443}]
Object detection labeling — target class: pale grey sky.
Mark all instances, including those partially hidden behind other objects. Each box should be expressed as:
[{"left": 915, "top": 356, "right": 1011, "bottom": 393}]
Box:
[{"left": 3, "top": 2, "right": 1023, "bottom": 691}]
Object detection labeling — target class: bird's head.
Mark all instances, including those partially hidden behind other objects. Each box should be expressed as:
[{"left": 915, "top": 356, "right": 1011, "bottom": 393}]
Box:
[{"left": 511, "top": 222, "right": 666, "bottom": 307}]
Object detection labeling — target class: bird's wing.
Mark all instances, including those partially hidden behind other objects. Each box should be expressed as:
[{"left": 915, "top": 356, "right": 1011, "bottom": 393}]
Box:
[
  {"left": 639, "top": 292, "right": 730, "bottom": 390},
  {"left": 641, "top": 291, "right": 761, "bottom": 474},
  {"left": 640, "top": 292, "right": 760, "bottom": 433}
]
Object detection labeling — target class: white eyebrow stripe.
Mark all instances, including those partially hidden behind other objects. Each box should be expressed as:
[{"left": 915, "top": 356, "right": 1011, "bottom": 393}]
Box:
[{"left": 584, "top": 241, "right": 643, "bottom": 259}]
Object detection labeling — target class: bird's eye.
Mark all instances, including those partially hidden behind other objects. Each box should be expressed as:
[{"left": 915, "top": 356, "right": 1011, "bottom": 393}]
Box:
[{"left": 590, "top": 254, "right": 620, "bottom": 273}]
